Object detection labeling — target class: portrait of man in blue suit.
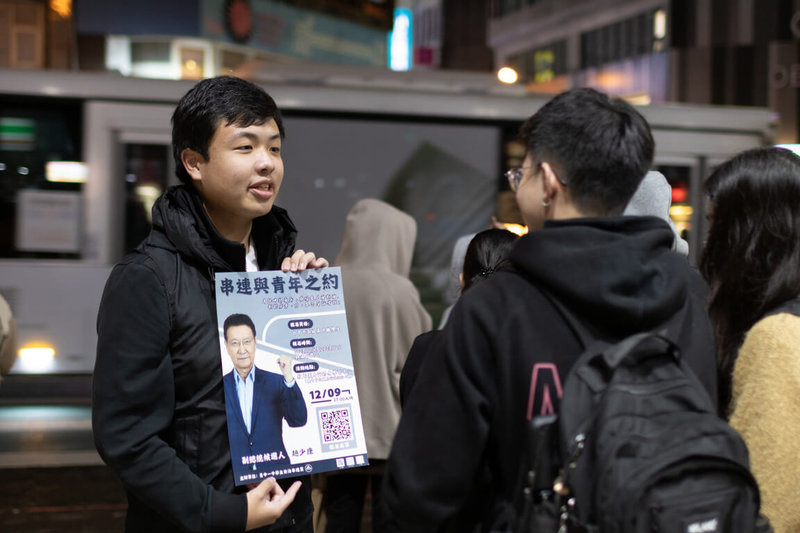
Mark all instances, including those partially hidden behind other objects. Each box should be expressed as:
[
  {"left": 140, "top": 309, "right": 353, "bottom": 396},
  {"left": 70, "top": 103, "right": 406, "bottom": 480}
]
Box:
[{"left": 222, "top": 313, "right": 308, "bottom": 484}]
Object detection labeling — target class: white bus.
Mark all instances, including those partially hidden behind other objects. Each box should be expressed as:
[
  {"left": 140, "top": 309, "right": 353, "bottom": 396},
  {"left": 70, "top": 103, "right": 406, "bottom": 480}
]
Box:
[{"left": 0, "top": 65, "right": 775, "bottom": 379}]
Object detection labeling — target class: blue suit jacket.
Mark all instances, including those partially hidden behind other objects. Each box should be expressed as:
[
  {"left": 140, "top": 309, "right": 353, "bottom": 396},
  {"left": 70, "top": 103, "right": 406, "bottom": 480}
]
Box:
[{"left": 223, "top": 366, "right": 307, "bottom": 484}]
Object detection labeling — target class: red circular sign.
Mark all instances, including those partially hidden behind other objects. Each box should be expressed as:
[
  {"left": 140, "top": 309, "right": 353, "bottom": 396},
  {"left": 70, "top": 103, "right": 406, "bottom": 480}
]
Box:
[{"left": 225, "top": 0, "right": 253, "bottom": 44}]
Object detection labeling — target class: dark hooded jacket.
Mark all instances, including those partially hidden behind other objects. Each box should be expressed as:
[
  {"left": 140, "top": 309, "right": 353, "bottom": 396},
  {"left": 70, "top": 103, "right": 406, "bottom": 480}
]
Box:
[
  {"left": 383, "top": 216, "right": 717, "bottom": 532},
  {"left": 93, "top": 184, "right": 312, "bottom": 533}
]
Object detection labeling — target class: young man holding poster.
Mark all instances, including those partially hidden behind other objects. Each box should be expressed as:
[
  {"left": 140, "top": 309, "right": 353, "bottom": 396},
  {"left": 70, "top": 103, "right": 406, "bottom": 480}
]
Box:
[
  {"left": 93, "top": 76, "right": 326, "bottom": 533},
  {"left": 382, "top": 88, "right": 718, "bottom": 532}
]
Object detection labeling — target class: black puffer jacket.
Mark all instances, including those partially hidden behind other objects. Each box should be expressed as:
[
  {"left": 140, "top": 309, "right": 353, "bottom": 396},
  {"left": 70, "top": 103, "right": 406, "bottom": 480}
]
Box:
[
  {"left": 384, "top": 216, "right": 718, "bottom": 532},
  {"left": 93, "top": 185, "right": 312, "bottom": 533}
]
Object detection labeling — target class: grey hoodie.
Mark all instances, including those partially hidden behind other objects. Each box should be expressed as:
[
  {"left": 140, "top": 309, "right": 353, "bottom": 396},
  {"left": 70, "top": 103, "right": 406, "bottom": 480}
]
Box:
[
  {"left": 335, "top": 199, "right": 432, "bottom": 458},
  {"left": 624, "top": 170, "right": 690, "bottom": 256}
]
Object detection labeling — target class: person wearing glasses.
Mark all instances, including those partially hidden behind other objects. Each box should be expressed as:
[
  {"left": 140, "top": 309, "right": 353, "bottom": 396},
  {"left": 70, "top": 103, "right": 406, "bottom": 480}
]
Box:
[
  {"left": 222, "top": 313, "right": 308, "bottom": 486},
  {"left": 383, "top": 87, "right": 717, "bottom": 532}
]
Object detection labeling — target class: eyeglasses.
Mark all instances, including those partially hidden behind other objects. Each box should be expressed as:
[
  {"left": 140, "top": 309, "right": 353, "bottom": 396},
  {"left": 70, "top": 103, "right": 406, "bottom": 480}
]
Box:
[
  {"left": 227, "top": 337, "right": 254, "bottom": 349},
  {"left": 505, "top": 167, "right": 528, "bottom": 192},
  {"left": 505, "top": 165, "right": 567, "bottom": 191}
]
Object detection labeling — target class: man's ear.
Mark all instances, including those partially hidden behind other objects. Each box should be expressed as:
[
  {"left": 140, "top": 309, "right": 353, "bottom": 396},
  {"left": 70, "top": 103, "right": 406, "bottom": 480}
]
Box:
[
  {"left": 180, "top": 148, "right": 205, "bottom": 183},
  {"left": 541, "top": 162, "right": 565, "bottom": 200}
]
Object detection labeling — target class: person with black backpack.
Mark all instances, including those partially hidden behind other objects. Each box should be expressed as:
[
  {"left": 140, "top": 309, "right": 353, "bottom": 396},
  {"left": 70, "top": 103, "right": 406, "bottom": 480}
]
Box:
[
  {"left": 701, "top": 147, "right": 800, "bottom": 533},
  {"left": 381, "top": 87, "right": 739, "bottom": 532}
]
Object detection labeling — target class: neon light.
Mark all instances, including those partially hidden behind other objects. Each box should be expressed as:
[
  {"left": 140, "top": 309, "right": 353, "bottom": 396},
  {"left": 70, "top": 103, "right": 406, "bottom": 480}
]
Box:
[{"left": 388, "top": 8, "right": 412, "bottom": 71}]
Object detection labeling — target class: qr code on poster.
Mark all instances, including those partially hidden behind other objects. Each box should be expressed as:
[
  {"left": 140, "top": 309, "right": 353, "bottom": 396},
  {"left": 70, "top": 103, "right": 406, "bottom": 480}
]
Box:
[{"left": 320, "top": 407, "right": 352, "bottom": 443}]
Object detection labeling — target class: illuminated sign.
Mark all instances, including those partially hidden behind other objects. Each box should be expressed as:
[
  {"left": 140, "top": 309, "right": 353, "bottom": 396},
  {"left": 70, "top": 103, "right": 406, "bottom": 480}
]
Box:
[
  {"left": 15, "top": 190, "right": 82, "bottom": 253},
  {"left": 202, "top": 0, "right": 387, "bottom": 66},
  {"left": 534, "top": 49, "right": 555, "bottom": 83},
  {"left": 18, "top": 344, "right": 56, "bottom": 373},
  {"left": 46, "top": 161, "right": 88, "bottom": 183},
  {"left": 0, "top": 118, "right": 34, "bottom": 151},
  {"left": 388, "top": 7, "right": 412, "bottom": 71}
]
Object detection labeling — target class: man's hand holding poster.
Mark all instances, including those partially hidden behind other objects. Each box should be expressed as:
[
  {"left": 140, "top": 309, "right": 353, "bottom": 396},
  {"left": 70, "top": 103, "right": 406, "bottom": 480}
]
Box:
[{"left": 215, "top": 267, "right": 369, "bottom": 485}]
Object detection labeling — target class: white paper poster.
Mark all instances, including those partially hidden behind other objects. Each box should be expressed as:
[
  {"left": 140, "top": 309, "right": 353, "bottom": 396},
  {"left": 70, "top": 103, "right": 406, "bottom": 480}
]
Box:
[{"left": 215, "top": 267, "right": 368, "bottom": 484}]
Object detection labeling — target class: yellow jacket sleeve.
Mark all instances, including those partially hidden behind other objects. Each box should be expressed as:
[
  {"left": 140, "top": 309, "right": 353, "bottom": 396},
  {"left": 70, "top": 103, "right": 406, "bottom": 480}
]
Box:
[{"left": 729, "top": 313, "right": 800, "bottom": 533}]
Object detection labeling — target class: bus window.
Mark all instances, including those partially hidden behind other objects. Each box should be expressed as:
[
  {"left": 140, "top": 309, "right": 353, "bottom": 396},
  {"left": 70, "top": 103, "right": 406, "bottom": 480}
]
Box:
[
  {"left": 0, "top": 97, "right": 82, "bottom": 259},
  {"left": 124, "top": 143, "right": 170, "bottom": 253}
]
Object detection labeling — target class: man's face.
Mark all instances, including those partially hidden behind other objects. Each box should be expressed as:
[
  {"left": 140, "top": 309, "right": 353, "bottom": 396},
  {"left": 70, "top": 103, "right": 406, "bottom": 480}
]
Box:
[
  {"left": 225, "top": 324, "right": 256, "bottom": 377},
  {"left": 189, "top": 118, "right": 284, "bottom": 238}
]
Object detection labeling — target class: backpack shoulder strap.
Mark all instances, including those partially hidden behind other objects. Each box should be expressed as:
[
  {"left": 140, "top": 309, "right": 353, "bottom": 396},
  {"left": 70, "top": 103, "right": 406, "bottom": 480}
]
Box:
[{"left": 539, "top": 285, "right": 692, "bottom": 366}]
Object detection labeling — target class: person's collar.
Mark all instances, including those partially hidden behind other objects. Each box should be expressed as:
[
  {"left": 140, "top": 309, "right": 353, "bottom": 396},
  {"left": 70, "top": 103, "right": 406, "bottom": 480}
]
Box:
[
  {"left": 235, "top": 368, "right": 254, "bottom": 383},
  {"left": 245, "top": 238, "right": 259, "bottom": 272}
]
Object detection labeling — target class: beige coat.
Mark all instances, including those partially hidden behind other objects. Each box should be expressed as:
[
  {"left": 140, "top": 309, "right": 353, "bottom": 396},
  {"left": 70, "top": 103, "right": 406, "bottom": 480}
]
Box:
[
  {"left": 335, "top": 199, "right": 432, "bottom": 459},
  {"left": 730, "top": 313, "right": 800, "bottom": 533}
]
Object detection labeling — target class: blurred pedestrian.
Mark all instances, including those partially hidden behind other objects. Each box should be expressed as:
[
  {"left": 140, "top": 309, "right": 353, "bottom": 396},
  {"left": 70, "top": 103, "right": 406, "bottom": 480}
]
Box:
[
  {"left": 437, "top": 232, "right": 475, "bottom": 329},
  {"left": 400, "top": 228, "right": 517, "bottom": 406},
  {"left": 700, "top": 146, "right": 800, "bottom": 533},
  {"left": 0, "top": 293, "right": 17, "bottom": 380},
  {"left": 322, "top": 198, "right": 432, "bottom": 533}
]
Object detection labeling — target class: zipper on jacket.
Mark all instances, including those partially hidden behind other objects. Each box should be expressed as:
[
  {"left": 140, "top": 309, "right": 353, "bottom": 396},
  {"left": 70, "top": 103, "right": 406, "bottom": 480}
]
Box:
[{"left": 207, "top": 266, "right": 216, "bottom": 295}]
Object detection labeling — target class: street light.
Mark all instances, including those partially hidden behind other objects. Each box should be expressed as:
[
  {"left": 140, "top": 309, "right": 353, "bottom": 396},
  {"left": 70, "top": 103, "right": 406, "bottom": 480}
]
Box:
[{"left": 497, "top": 67, "right": 518, "bottom": 84}]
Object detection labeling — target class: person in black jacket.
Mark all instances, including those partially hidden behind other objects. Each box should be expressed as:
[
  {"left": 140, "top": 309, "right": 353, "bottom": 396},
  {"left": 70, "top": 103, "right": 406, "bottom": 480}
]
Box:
[
  {"left": 382, "top": 87, "right": 718, "bottom": 532},
  {"left": 399, "top": 228, "right": 518, "bottom": 407},
  {"left": 93, "top": 76, "right": 327, "bottom": 533}
]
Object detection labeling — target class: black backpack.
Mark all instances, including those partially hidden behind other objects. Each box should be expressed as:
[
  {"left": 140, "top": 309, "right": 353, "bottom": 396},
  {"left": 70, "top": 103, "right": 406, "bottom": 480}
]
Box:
[{"left": 513, "top": 296, "right": 769, "bottom": 533}]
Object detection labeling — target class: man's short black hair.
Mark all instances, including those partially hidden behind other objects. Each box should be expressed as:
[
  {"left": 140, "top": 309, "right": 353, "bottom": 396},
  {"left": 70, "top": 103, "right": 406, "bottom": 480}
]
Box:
[
  {"left": 171, "top": 75, "right": 285, "bottom": 186},
  {"left": 519, "top": 87, "right": 654, "bottom": 215},
  {"left": 223, "top": 313, "right": 257, "bottom": 341}
]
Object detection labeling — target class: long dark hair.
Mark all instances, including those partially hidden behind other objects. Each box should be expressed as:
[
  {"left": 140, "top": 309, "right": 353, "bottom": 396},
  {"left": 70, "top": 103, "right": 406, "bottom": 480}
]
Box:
[
  {"left": 461, "top": 229, "right": 518, "bottom": 292},
  {"left": 700, "top": 147, "right": 800, "bottom": 416}
]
